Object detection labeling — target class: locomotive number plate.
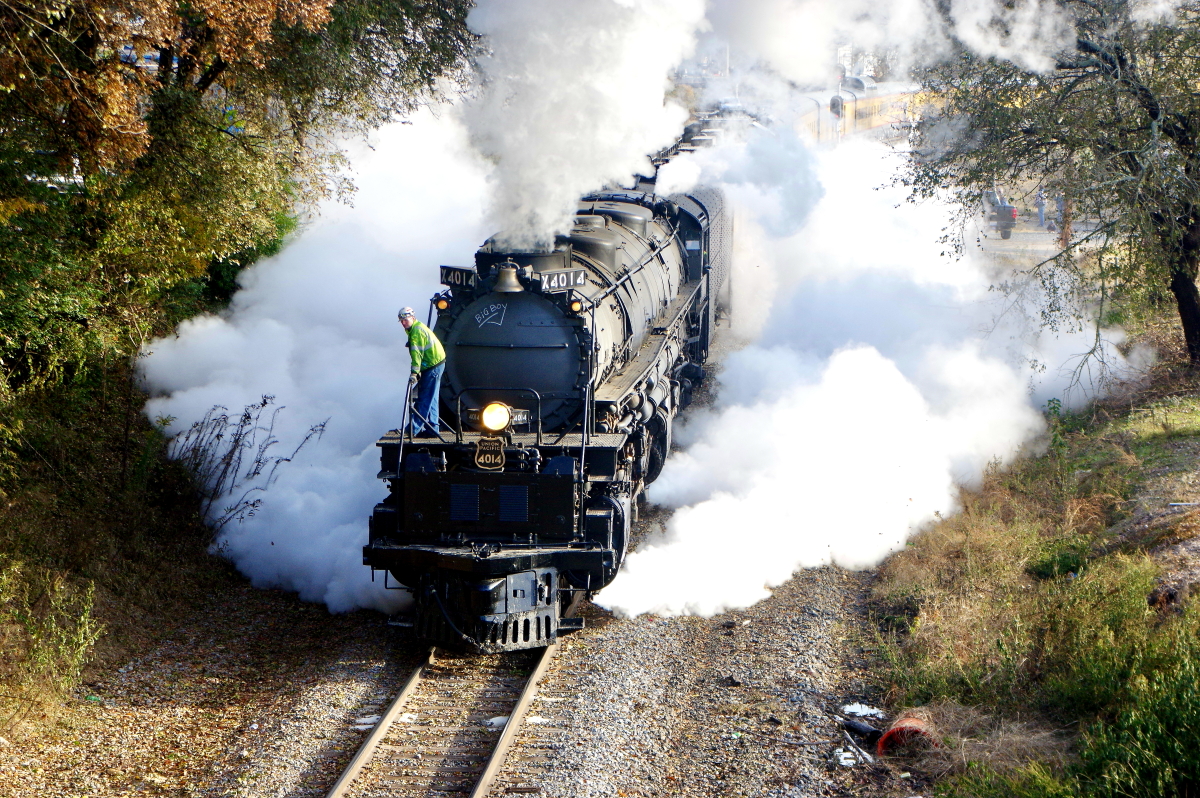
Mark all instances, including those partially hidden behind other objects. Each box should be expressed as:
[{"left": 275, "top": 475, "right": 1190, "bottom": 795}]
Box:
[
  {"left": 440, "top": 265, "right": 477, "bottom": 288},
  {"left": 539, "top": 268, "right": 588, "bottom": 293},
  {"left": 474, "top": 437, "right": 506, "bottom": 470}
]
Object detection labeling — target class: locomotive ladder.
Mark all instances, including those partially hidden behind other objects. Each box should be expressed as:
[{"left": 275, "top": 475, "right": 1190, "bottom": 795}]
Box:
[{"left": 324, "top": 643, "right": 558, "bottom": 798}]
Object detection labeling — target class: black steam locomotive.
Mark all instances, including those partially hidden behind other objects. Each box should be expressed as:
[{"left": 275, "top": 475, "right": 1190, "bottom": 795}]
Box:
[{"left": 363, "top": 181, "right": 730, "bottom": 652}]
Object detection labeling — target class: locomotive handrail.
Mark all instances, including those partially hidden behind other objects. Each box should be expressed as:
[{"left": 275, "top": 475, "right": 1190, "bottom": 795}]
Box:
[
  {"left": 396, "top": 376, "right": 415, "bottom": 465},
  {"left": 576, "top": 306, "right": 597, "bottom": 539},
  {"left": 454, "top": 342, "right": 569, "bottom": 349},
  {"left": 453, "top": 386, "right": 543, "bottom": 445}
]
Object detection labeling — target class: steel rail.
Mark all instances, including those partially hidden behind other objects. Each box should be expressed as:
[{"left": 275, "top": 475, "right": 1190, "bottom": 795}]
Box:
[
  {"left": 323, "top": 646, "right": 436, "bottom": 798},
  {"left": 469, "top": 641, "right": 559, "bottom": 798},
  {"left": 323, "top": 642, "right": 558, "bottom": 798}
]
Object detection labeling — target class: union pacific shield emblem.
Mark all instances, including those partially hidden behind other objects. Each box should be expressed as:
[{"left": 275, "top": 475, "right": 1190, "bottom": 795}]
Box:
[{"left": 475, "top": 437, "right": 505, "bottom": 470}]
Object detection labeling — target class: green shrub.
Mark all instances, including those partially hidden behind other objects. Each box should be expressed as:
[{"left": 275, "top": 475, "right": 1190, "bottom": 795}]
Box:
[
  {"left": 1076, "top": 622, "right": 1200, "bottom": 798},
  {"left": 943, "top": 626, "right": 1200, "bottom": 798},
  {"left": 0, "top": 556, "right": 103, "bottom": 727}
]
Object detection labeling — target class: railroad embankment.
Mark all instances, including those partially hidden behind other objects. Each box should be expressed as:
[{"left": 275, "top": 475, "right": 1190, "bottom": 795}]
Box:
[{"left": 872, "top": 312, "right": 1200, "bottom": 795}]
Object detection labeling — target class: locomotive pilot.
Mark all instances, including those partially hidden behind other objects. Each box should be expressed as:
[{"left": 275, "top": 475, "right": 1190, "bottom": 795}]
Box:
[{"left": 399, "top": 307, "right": 446, "bottom": 437}]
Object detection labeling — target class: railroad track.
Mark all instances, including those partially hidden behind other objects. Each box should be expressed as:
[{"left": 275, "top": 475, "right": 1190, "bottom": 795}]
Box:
[{"left": 325, "top": 643, "right": 558, "bottom": 798}]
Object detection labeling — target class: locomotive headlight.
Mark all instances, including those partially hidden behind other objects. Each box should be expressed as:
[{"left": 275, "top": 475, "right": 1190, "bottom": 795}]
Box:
[
  {"left": 569, "top": 299, "right": 583, "bottom": 312},
  {"left": 435, "top": 298, "right": 450, "bottom": 310},
  {"left": 481, "top": 402, "right": 512, "bottom": 432}
]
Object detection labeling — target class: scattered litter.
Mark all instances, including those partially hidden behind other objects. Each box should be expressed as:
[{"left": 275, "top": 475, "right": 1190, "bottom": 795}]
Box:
[
  {"left": 722, "top": 674, "right": 744, "bottom": 687},
  {"left": 832, "top": 747, "right": 860, "bottom": 767},
  {"left": 85, "top": 696, "right": 102, "bottom": 703},
  {"left": 0, "top": 736, "right": 9, "bottom": 747},
  {"left": 485, "top": 716, "right": 510, "bottom": 729},
  {"left": 841, "top": 703, "right": 884, "bottom": 718},
  {"left": 742, "top": 619, "right": 751, "bottom": 626},
  {"left": 249, "top": 723, "right": 259, "bottom": 730},
  {"left": 525, "top": 715, "right": 551, "bottom": 725},
  {"left": 900, "top": 772, "right": 912, "bottom": 778},
  {"left": 841, "top": 730, "right": 875, "bottom": 764},
  {"left": 398, "top": 713, "right": 419, "bottom": 723},
  {"left": 1169, "top": 502, "right": 1199, "bottom": 507},
  {"left": 842, "top": 717, "right": 882, "bottom": 744},
  {"left": 355, "top": 715, "right": 381, "bottom": 725}
]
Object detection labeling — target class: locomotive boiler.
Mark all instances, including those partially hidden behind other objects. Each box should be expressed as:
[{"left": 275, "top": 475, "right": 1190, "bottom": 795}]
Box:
[{"left": 363, "top": 183, "right": 730, "bottom": 652}]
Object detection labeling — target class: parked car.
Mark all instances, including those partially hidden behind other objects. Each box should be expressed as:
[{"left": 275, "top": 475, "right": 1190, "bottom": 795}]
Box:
[{"left": 982, "top": 189, "right": 1018, "bottom": 239}]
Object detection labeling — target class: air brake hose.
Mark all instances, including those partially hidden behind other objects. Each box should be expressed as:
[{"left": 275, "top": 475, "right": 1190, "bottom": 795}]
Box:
[{"left": 428, "top": 585, "right": 486, "bottom": 651}]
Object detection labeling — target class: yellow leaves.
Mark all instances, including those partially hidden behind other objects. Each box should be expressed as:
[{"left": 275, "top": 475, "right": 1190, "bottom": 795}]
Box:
[
  {"left": 0, "top": 199, "right": 45, "bottom": 226},
  {"left": 191, "top": 0, "right": 336, "bottom": 65}
]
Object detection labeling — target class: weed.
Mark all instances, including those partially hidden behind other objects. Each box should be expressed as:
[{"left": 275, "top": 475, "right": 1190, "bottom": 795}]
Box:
[
  {"left": 168, "top": 397, "right": 326, "bottom": 530},
  {"left": 1028, "top": 536, "right": 1090, "bottom": 580},
  {"left": 0, "top": 556, "right": 103, "bottom": 729}
]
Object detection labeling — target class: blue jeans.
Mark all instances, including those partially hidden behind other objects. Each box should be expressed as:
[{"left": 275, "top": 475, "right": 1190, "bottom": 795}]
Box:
[{"left": 411, "top": 360, "right": 444, "bottom": 436}]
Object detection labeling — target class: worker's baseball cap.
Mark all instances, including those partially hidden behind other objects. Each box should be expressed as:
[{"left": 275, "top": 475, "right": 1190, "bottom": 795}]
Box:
[{"left": 397, "top": 307, "right": 416, "bottom": 319}]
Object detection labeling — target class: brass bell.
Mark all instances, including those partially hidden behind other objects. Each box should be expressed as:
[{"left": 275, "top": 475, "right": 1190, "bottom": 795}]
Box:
[{"left": 493, "top": 265, "right": 525, "bottom": 293}]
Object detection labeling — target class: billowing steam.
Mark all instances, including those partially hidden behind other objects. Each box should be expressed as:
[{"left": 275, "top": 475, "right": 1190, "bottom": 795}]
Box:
[
  {"left": 598, "top": 136, "right": 1147, "bottom": 617},
  {"left": 462, "top": 0, "right": 705, "bottom": 249},
  {"left": 140, "top": 0, "right": 1146, "bottom": 618},
  {"left": 141, "top": 117, "right": 489, "bottom": 612},
  {"left": 705, "top": 0, "right": 1072, "bottom": 79}
]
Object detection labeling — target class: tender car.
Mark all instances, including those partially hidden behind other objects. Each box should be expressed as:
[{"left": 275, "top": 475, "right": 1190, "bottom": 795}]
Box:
[{"left": 982, "top": 189, "right": 1018, "bottom": 239}]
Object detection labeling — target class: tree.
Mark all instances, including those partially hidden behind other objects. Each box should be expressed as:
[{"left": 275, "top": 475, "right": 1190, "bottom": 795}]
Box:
[
  {"left": 0, "top": 0, "right": 473, "bottom": 396},
  {"left": 907, "top": 1, "right": 1200, "bottom": 364}
]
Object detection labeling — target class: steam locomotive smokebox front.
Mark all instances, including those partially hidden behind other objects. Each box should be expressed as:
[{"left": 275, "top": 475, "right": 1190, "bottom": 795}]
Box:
[{"left": 441, "top": 291, "right": 588, "bottom": 429}]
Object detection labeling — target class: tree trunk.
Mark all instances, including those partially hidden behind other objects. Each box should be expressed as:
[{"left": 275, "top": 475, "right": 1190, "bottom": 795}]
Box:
[{"left": 1169, "top": 264, "right": 1200, "bottom": 364}]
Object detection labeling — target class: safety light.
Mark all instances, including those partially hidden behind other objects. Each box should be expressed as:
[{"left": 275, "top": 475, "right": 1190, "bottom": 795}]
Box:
[
  {"left": 481, "top": 402, "right": 512, "bottom": 432},
  {"left": 436, "top": 298, "right": 450, "bottom": 310},
  {"left": 569, "top": 299, "right": 583, "bottom": 312}
]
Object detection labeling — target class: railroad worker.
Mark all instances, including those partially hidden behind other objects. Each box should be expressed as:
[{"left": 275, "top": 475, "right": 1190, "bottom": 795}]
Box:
[{"left": 399, "top": 307, "right": 446, "bottom": 437}]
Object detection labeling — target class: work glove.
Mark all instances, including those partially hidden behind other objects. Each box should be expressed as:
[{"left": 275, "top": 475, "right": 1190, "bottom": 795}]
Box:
[{"left": 408, "top": 372, "right": 419, "bottom": 388}]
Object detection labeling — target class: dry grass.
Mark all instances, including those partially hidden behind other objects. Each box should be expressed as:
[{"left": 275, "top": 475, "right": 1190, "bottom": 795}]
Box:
[
  {"left": 910, "top": 701, "right": 1073, "bottom": 777},
  {"left": 871, "top": 325, "right": 1200, "bottom": 796},
  {"left": 873, "top": 474, "right": 1047, "bottom": 702},
  {"left": 0, "top": 367, "right": 230, "bottom": 738}
]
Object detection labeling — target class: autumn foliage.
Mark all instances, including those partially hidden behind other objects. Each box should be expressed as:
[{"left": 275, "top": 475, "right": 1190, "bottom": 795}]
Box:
[{"left": 0, "top": 0, "right": 472, "bottom": 397}]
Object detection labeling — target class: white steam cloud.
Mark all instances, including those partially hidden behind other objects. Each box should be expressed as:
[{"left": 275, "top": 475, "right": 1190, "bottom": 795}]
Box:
[
  {"left": 141, "top": 115, "right": 489, "bottom": 612},
  {"left": 462, "top": 0, "right": 705, "bottom": 248},
  {"left": 707, "top": 0, "right": 1071, "bottom": 81},
  {"left": 597, "top": 137, "right": 1147, "bottom": 617}
]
